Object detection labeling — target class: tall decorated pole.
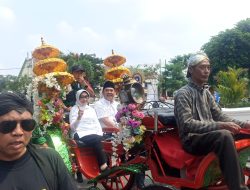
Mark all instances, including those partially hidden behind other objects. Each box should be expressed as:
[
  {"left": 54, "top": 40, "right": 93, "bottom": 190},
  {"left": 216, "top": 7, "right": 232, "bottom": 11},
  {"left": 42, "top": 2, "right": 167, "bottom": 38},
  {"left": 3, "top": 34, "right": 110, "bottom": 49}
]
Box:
[
  {"left": 27, "top": 38, "right": 74, "bottom": 171},
  {"left": 103, "top": 50, "right": 131, "bottom": 92},
  {"left": 103, "top": 50, "right": 146, "bottom": 160}
]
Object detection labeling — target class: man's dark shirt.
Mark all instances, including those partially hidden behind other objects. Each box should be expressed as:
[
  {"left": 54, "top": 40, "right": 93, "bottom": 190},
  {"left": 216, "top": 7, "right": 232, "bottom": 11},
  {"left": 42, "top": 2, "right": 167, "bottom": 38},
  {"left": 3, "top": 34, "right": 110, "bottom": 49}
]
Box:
[
  {"left": 174, "top": 80, "right": 245, "bottom": 144},
  {"left": 0, "top": 151, "right": 49, "bottom": 190},
  {"left": 0, "top": 144, "right": 77, "bottom": 190}
]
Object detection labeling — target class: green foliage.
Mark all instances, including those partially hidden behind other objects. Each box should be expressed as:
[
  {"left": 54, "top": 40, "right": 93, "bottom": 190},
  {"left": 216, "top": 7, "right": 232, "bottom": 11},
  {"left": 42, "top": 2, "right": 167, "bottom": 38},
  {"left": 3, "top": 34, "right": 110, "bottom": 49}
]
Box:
[
  {"left": 216, "top": 67, "right": 248, "bottom": 107},
  {"left": 127, "top": 65, "right": 144, "bottom": 78},
  {"left": 202, "top": 18, "right": 250, "bottom": 87},
  {"left": 159, "top": 55, "right": 188, "bottom": 96},
  {"left": 143, "top": 63, "right": 161, "bottom": 77},
  {"left": 0, "top": 75, "right": 31, "bottom": 93},
  {"left": 60, "top": 52, "right": 104, "bottom": 92}
]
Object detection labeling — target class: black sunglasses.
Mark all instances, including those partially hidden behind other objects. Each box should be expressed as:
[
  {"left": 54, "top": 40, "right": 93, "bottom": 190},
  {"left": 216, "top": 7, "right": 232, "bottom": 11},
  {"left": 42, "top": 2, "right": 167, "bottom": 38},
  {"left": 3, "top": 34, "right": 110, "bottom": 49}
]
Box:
[{"left": 0, "top": 119, "right": 36, "bottom": 134}]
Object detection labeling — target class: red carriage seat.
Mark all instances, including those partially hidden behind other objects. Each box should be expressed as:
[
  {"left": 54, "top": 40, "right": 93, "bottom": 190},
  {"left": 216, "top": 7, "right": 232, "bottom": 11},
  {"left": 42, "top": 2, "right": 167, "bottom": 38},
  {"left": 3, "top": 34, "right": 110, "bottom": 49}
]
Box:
[
  {"left": 154, "top": 131, "right": 203, "bottom": 179},
  {"left": 68, "top": 139, "right": 100, "bottom": 179},
  {"left": 142, "top": 116, "right": 203, "bottom": 179}
]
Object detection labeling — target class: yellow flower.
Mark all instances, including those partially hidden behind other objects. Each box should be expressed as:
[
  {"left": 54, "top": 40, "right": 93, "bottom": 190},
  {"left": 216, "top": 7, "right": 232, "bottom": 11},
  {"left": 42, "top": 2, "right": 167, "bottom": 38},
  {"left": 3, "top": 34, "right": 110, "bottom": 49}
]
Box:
[
  {"left": 134, "top": 135, "right": 143, "bottom": 143},
  {"left": 139, "top": 125, "right": 146, "bottom": 133}
]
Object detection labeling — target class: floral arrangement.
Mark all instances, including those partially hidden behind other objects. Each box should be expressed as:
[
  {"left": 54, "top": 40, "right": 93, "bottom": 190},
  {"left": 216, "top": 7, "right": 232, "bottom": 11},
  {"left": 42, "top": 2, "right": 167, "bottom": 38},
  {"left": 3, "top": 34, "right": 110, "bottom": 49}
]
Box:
[
  {"left": 27, "top": 73, "right": 72, "bottom": 100},
  {"left": 28, "top": 39, "right": 73, "bottom": 172},
  {"left": 37, "top": 97, "right": 69, "bottom": 137},
  {"left": 114, "top": 103, "right": 146, "bottom": 152},
  {"left": 27, "top": 73, "right": 72, "bottom": 137}
]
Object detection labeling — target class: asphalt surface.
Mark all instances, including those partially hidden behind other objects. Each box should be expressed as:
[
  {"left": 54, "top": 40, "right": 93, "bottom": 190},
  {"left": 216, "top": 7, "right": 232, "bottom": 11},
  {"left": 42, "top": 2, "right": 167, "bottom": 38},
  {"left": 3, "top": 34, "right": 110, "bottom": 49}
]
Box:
[{"left": 74, "top": 171, "right": 156, "bottom": 190}]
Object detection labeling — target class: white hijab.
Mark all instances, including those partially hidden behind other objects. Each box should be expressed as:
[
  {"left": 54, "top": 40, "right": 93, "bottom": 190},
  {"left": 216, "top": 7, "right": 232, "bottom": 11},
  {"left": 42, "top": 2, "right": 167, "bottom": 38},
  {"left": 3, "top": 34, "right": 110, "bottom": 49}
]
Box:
[{"left": 75, "top": 89, "right": 90, "bottom": 109}]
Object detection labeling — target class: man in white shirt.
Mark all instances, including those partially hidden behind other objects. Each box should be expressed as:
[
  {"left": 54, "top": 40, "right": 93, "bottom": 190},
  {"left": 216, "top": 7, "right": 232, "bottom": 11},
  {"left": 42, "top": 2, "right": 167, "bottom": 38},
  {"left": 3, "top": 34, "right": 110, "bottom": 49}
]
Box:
[
  {"left": 95, "top": 81, "right": 146, "bottom": 188},
  {"left": 94, "top": 81, "right": 119, "bottom": 131}
]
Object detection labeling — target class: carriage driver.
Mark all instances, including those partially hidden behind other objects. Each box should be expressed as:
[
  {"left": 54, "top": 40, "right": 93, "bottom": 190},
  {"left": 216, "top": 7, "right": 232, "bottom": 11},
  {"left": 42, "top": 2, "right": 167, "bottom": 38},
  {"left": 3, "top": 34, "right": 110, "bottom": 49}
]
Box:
[{"left": 174, "top": 52, "right": 250, "bottom": 190}]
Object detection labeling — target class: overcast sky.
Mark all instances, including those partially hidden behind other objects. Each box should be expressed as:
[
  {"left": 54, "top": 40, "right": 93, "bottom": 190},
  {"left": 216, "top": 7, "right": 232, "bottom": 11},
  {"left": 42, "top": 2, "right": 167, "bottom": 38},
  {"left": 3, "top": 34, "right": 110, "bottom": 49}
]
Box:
[{"left": 0, "top": 0, "right": 249, "bottom": 76}]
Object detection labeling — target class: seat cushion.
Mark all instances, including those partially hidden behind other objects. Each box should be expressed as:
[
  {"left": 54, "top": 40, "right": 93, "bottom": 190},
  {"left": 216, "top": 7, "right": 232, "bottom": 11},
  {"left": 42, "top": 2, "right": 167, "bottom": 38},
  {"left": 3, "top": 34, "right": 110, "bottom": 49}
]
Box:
[{"left": 154, "top": 131, "right": 198, "bottom": 169}]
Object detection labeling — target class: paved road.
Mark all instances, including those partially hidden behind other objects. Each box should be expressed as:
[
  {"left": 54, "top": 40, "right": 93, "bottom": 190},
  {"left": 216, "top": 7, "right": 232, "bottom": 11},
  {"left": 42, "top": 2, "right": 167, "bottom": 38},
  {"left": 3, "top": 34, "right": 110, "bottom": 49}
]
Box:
[{"left": 74, "top": 172, "right": 157, "bottom": 190}]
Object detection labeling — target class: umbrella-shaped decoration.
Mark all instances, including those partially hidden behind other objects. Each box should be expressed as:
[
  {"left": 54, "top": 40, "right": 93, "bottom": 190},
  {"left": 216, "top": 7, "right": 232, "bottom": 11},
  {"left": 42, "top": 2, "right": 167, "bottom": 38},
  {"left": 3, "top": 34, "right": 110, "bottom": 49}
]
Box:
[
  {"left": 52, "top": 72, "right": 75, "bottom": 86},
  {"left": 111, "top": 78, "right": 123, "bottom": 83},
  {"left": 103, "top": 50, "right": 126, "bottom": 67},
  {"left": 33, "top": 58, "right": 67, "bottom": 76},
  {"left": 32, "top": 37, "right": 60, "bottom": 60},
  {"left": 104, "top": 66, "right": 131, "bottom": 80}
]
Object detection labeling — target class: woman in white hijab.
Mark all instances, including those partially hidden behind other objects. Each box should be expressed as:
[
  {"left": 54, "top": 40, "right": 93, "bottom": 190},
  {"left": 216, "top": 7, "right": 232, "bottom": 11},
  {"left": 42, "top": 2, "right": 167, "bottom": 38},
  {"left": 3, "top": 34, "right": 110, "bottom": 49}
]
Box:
[{"left": 69, "top": 89, "right": 108, "bottom": 172}]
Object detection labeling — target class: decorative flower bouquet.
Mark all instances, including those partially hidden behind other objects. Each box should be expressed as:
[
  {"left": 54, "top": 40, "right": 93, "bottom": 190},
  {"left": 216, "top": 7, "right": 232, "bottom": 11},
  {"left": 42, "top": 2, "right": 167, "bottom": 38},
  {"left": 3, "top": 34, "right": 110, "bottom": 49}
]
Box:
[
  {"left": 37, "top": 97, "right": 70, "bottom": 137},
  {"left": 114, "top": 103, "right": 146, "bottom": 152},
  {"left": 27, "top": 73, "right": 71, "bottom": 138}
]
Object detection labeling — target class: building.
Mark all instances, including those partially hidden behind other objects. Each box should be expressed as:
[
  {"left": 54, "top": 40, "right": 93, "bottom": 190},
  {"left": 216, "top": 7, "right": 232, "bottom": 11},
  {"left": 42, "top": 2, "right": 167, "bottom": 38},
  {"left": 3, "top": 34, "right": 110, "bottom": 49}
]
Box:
[
  {"left": 144, "top": 77, "right": 159, "bottom": 101},
  {"left": 18, "top": 53, "right": 33, "bottom": 78}
]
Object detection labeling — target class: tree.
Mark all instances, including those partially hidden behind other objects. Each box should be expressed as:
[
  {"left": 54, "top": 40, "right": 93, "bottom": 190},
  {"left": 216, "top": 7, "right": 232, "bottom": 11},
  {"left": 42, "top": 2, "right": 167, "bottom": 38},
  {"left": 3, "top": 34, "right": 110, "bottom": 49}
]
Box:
[
  {"left": 0, "top": 75, "right": 31, "bottom": 93},
  {"left": 215, "top": 67, "right": 248, "bottom": 107},
  {"left": 202, "top": 18, "right": 250, "bottom": 89},
  {"left": 159, "top": 55, "right": 188, "bottom": 96},
  {"left": 61, "top": 52, "right": 104, "bottom": 92}
]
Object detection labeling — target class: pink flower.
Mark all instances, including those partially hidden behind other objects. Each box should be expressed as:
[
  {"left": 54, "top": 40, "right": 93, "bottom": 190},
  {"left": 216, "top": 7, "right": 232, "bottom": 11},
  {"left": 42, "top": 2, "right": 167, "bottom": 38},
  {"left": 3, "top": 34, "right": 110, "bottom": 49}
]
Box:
[
  {"left": 37, "top": 100, "right": 43, "bottom": 106},
  {"left": 132, "top": 110, "right": 144, "bottom": 119},
  {"left": 128, "top": 104, "right": 137, "bottom": 111}
]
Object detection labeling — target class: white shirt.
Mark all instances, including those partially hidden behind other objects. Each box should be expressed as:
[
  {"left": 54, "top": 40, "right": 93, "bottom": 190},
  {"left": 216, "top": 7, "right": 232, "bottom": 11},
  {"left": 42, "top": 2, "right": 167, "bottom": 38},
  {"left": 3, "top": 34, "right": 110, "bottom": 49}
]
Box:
[
  {"left": 69, "top": 104, "right": 103, "bottom": 138},
  {"left": 94, "top": 97, "right": 119, "bottom": 128}
]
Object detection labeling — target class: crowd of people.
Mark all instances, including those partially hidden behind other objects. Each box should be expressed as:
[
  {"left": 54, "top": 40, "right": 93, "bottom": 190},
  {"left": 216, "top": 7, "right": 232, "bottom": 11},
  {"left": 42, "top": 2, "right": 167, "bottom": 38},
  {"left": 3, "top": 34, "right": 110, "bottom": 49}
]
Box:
[{"left": 1, "top": 53, "right": 250, "bottom": 190}]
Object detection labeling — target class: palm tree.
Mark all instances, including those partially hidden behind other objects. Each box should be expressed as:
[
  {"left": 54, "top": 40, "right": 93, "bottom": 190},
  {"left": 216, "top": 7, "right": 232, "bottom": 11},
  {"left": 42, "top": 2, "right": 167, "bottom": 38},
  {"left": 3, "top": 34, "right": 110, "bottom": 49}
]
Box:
[{"left": 216, "top": 67, "right": 248, "bottom": 107}]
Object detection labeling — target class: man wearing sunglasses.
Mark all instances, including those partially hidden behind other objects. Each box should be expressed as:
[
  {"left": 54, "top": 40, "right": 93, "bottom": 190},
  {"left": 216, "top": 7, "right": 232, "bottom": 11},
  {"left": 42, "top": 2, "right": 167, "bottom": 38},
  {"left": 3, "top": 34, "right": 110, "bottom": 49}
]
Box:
[{"left": 0, "top": 92, "right": 77, "bottom": 190}]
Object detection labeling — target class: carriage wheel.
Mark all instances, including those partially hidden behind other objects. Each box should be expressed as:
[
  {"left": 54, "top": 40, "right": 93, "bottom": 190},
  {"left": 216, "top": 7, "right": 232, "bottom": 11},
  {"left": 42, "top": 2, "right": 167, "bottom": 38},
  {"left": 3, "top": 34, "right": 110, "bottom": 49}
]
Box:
[
  {"left": 100, "top": 144, "right": 137, "bottom": 190},
  {"left": 101, "top": 172, "right": 135, "bottom": 190}
]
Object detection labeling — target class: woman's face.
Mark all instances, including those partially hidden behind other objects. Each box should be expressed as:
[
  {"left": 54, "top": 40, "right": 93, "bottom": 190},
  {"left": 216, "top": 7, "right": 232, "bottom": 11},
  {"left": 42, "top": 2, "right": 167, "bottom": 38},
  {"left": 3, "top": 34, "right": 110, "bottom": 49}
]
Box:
[{"left": 79, "top": 92, "right": 89, "bottom": 105}]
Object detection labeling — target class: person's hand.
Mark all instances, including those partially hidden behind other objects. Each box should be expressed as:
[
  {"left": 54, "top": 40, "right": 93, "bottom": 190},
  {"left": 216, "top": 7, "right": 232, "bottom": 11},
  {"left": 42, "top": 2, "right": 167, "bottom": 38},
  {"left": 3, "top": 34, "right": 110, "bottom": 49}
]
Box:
[
  {"left": 77, "top": 106, "right": 84, "bottom": 120},
  {"left": 219, "top": 122, "right": 241, "bottom": 134},
  {"left": 102, "top": 127, "right": 120, "bottom": 133},
  {"left": 64, "top": 106, "right": 71, "bottom": 112},
  {"left": 78, "top": 75, "right": 87, "bottom": 86}
]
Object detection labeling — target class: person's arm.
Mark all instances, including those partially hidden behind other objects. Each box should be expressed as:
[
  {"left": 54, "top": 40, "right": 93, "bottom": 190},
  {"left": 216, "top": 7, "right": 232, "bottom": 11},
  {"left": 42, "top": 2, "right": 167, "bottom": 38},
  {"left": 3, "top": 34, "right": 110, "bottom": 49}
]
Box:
[
  {"left": 208, "top": 91, "right": 245, "bottom": 127},
  {"left": 99, "top": 117, "right": 117, "bottom": 128},
  {"left": 94, "top": 101, "right": 119, "bottom": 131},
  {"left": 243, "top": 121, "right": 250, "bottom": 129},
  {"left": 52, "top": 149, "right": 78, "bottom": 190},
  {"left": 99, "top": 117, "right": 120, "bottom": 133},
  {"left": 175, "top": 91, "right": 241, "bottom": 135},
  {"left": 28, "top": 144, "right": 77, "bottom": 190},
  {"left": 83, "top": 79, "right": 95, "bottom": 97},
  {"left": 78, "top": 76, "right": 95, "bottom": 97},
  {"left": 69, "top": 106, "right": 82, "bottom": 130}
]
